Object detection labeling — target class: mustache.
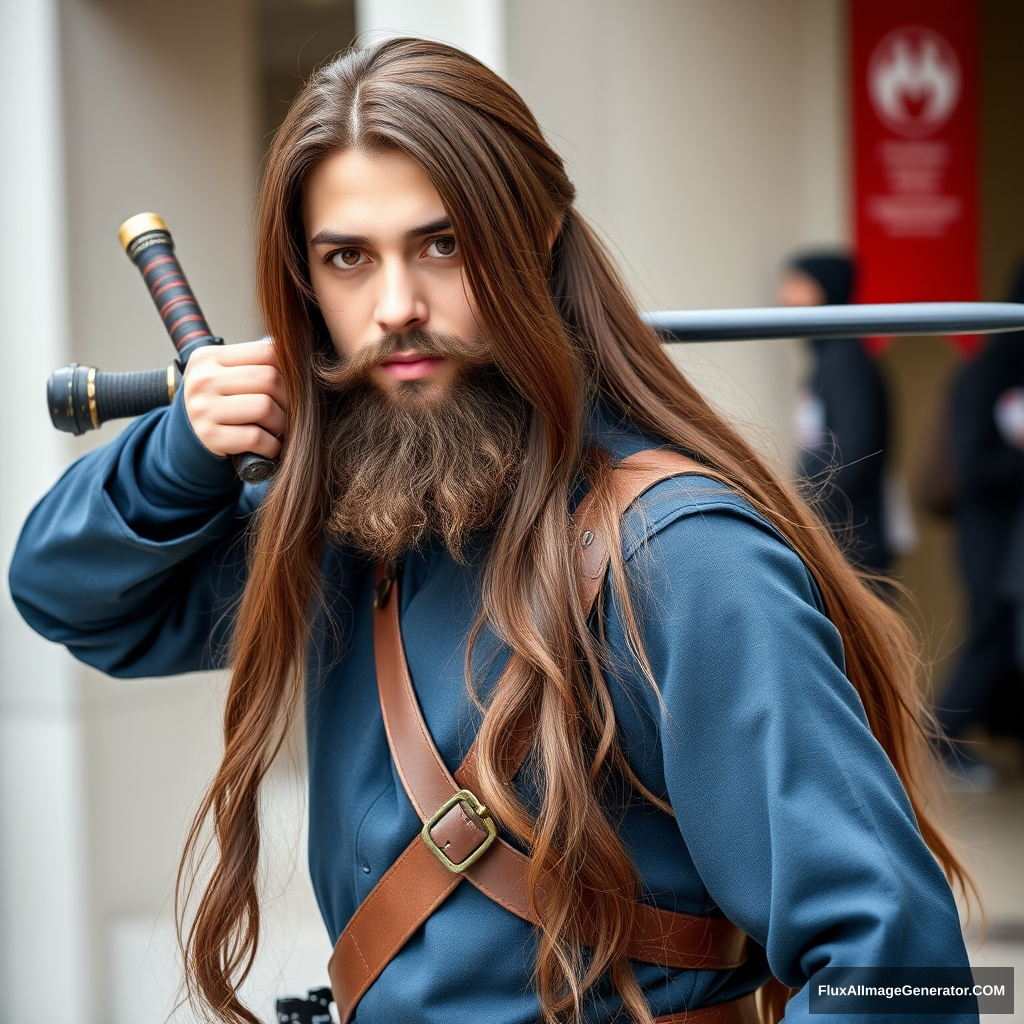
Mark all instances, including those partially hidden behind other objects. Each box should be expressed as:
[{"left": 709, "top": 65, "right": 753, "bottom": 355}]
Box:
[{"left": 315, "top": 328, "right": 490, "bottom": 392}]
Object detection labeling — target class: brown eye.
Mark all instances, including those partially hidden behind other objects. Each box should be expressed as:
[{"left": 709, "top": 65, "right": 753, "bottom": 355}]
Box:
[
  {"left": 332, "top": 248, "right": 364, "bottom": 268},
  {"left": 429, "top": 236, "right": 457, "bottom": 257}
]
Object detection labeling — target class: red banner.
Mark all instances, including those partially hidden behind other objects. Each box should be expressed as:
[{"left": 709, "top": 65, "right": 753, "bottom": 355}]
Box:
[{"left": 851, "top": 0, "right": 978, "bottom": 341}]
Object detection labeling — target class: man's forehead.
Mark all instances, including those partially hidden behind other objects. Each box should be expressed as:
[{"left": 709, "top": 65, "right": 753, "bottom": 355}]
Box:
[{"left": 303, "top": 148, "right": 450, "bottom": 242}]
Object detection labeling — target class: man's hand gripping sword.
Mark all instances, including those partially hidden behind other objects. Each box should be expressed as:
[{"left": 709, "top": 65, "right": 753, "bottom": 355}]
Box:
[{"left": 47, "top": 213, "right": 278, "bottom": 485}]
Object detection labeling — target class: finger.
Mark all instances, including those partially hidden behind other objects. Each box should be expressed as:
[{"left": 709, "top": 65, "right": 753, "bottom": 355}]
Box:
[
  {"left": 191, "top": 338, "right": 279, "bottom": 369},
  {"left": 192, "top": 363, "right": 288, "bottom": 409},
  {"left": 204, "top": 424, "right": 282, "bottom": 461},
  {"left": 208, "top": 394, "right": 287, "bottom": 437}
]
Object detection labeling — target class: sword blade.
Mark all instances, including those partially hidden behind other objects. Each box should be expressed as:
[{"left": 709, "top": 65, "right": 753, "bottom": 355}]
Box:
[{"left": 644, "top": 303, "right": 1024, "bottom": 342}]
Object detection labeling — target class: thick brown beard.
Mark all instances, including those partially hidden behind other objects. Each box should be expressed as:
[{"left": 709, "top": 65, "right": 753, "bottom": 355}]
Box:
[{"left": 318, "top": 332, "right": 529, "bottom": 564}]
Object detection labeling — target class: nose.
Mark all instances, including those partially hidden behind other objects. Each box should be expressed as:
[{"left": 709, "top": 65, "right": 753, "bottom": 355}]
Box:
[{"left": 374, "top": 258, "right": 428, "bottom": 334}]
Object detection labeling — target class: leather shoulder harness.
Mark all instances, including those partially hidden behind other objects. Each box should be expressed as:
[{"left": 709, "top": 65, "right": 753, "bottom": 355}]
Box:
[{"left": 327, "top": 450, "right": 761, "bottom": 1024}]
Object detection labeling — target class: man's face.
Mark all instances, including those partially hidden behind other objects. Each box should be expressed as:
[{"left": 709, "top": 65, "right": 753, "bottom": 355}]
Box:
[
  {"left": 304, "top": 148, "right": 481, "bottom": 400},
  {"left": 778, "top": 270, "right": 825, "bottom": 308}
]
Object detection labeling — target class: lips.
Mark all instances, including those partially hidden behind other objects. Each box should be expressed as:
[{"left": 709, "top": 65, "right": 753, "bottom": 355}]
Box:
[{"left": 379, "top": 351, "right": 444, "bottom": 381}]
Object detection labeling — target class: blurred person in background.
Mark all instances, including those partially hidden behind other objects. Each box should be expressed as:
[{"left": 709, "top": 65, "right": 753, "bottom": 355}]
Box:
[
  {"left": 780, "top": 253, "right": 891, "bottom": 574},
  {"left": 1006, "top": 502, "right": 1024, "bottom": 680},
  {"left": 938, "top": 262, "right": 1024, "bottom": 781}
]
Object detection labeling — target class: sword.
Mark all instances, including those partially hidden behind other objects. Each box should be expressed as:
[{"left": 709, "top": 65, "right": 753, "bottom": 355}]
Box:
[{"left": 644, "top": 303, "right": 1024, "bottom": 342}]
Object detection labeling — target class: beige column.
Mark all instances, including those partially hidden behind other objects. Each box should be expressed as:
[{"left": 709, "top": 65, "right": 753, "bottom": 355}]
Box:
[{"left": 0, "top": 0, "right": 92, "bottom": 1019}]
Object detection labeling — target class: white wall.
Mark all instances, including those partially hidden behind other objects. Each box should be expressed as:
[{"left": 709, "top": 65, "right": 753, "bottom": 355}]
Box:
[
  {"left": 61, "top": 0, "right": 260, "bottom": 387},
  {"left": 0, "top": 0, "right": 91, "bottom": 1020},
  {"left": 357, "top": 0, "right": 505, "bottom": 74},
  {"left": 507, "top": 0, "right": 849, "bottom": 468},
  {"left": 796, "top": 0, "right": 849, "bottom": 249}
]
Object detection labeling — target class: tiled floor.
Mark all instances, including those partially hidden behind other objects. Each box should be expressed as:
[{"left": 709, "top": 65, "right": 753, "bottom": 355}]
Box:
[{"left": 951, "top": 779, "right": 1024, "bottom": 1022}]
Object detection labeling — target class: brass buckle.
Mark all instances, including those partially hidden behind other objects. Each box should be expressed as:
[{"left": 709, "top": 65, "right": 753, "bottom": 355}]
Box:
[{"left": 421, "top": 788, "right": 498, "bottom": 873}]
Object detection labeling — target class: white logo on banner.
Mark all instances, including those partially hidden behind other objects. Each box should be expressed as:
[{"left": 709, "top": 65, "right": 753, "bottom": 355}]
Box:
[{"left": 869, "top": 27, "right": 961, "bottom": 138}]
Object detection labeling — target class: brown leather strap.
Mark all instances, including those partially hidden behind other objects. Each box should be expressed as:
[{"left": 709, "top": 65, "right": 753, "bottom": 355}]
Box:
[
  {"left": 573, "top": 449, "right": 725, "bottom": 613},
  {"left": 329, "top": 451, "right": 745, "bottom": 1023},
  {"left": 656, "top": 993, "right": 760, "bottom": 1024},
  {"left": 329, "top": 570, "right": 540, "bottom": 1024}
]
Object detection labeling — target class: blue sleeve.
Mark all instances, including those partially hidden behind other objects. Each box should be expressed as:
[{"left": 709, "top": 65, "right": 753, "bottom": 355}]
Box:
[
  {"left": 614, "top": 480, "right": 972, "bottom": 1021},
  {"left": 8, "top": 389, "right": 257, "bottom": 677}
]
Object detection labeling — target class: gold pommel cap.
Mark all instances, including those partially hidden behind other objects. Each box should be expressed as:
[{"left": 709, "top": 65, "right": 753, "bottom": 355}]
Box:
[{"left": 118, "top": 212, "right": 169, "bottom": 252}]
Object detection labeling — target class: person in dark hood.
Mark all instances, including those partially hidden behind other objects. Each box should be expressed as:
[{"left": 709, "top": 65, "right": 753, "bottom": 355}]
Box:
[
  {"left": 1005, "top": 512, "right": 1024, "bottom": 677},
  {"left": 938, "top": 263, "right": 1024, "bottom": 756},
  {"left": 780, "top": 252, "right": 891, "bottom": 573}
]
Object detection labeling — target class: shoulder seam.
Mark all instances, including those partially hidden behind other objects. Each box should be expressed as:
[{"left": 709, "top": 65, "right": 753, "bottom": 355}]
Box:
[{"left": 620, "top": 478, "right": 775, "bottom": 565}]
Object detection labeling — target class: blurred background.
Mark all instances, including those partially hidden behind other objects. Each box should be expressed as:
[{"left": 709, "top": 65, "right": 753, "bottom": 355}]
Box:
[{"left": 1, "top": 0, "right": 1022, "bottom": 1021}]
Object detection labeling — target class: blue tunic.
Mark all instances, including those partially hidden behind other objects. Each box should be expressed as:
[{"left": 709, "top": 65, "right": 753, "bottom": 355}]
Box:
[{"left": 8, "top": 391, "right": 974, "bottom": 1023}]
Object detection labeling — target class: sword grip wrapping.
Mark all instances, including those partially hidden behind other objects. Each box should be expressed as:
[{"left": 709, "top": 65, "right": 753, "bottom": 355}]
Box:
[
  {"left": 97, "top": 367, "right": 177, "bottom": 421},
  {"left": 117, "top": 214, "right": 279, "bottom": 484},
  {"left": 47, "top": 364, "right": 177, "bottom": 435},
  {"left": 120, "top": 217, "right": 215, "bottom": 355},
  {"left": 46, "top": 362, "right": 277, "bottom": 483}
]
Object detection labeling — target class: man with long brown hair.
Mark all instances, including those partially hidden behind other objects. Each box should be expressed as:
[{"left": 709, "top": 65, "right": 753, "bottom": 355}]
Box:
[{"left": 11, "top": 38, "right": 975, "bottom": 1024}]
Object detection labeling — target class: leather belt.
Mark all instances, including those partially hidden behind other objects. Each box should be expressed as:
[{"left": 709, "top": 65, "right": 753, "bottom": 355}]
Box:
[{"left": 328, "top": 451, "right": 750, "bottom": 1024}]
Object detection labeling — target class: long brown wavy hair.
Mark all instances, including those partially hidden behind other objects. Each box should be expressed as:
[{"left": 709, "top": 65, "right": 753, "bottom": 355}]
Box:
[{"left": 177, "top": 37, "right": 971, "bottom": 1024}]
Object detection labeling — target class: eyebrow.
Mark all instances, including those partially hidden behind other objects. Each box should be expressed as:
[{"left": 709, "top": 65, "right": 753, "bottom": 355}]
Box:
[{"left": 308, "top": 217, "right": 452, "bottom": 247}]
